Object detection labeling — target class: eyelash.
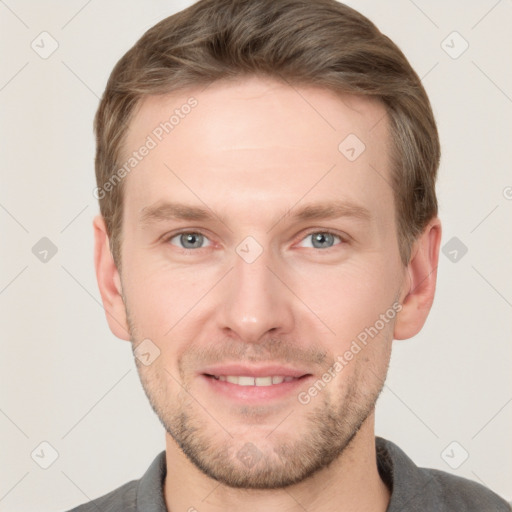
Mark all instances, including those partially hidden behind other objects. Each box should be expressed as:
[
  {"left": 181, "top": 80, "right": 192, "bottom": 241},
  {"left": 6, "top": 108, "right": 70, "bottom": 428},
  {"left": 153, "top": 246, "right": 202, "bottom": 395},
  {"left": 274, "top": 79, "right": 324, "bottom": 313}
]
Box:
[{"left": 163, "top": 229, "right": 348, "bottom": 252}]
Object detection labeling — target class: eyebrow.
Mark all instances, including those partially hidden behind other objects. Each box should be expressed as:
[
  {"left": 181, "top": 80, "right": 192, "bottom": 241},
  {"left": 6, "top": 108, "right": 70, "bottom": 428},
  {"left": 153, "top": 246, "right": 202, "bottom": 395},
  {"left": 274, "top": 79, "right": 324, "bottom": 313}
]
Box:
[
  {"left": 290, "top": 201, "right": 371, "bottom": 223},
  {"left": 140, "top": 202, "right": 213, "bottom": 224},
  {"left": 139, "top": 199, "right": 372, "bottom": 227}
]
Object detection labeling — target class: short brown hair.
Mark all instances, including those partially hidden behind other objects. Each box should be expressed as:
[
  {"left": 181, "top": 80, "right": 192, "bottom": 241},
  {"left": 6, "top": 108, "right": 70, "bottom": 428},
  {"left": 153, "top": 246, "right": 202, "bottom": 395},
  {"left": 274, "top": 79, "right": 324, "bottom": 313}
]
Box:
[{"left": 94, "top": 0, "right": 440, "bottom": 270}]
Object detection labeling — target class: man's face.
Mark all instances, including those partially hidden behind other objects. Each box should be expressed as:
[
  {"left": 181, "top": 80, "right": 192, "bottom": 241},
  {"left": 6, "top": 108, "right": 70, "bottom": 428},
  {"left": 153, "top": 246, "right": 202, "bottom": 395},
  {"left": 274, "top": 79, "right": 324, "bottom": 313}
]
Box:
[{"left": 117, "top": 77, "right": 407, "bottom": 488}]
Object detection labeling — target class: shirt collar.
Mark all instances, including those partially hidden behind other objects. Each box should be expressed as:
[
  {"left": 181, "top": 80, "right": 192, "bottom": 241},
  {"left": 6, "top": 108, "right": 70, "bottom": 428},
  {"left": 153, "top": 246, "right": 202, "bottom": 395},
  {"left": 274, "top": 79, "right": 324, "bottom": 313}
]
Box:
[{"left": 136, "top": 450, "right": 167, "bottom": 512}]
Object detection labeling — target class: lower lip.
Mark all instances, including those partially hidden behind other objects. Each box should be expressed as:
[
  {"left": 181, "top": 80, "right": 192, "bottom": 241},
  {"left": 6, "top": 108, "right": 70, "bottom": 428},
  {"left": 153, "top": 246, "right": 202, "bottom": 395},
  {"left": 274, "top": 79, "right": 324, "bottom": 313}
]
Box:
[{"left": 200, "top": 374, "right": 312, "bottom": 403}]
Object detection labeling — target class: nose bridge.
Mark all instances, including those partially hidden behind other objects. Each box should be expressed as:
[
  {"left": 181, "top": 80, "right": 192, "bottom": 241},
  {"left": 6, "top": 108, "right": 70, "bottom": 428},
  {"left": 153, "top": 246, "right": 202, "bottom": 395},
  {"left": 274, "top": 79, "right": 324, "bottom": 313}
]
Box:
[{"left": 219, "top": 241, "right": 294, "bottom": 341}]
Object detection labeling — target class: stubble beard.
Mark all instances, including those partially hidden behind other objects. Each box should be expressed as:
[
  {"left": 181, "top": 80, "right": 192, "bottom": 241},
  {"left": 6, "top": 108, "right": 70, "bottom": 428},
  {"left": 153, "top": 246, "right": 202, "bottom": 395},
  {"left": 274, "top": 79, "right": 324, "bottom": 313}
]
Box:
[{"left": 125, "top": 297, "right": 390, "bottom": 489}]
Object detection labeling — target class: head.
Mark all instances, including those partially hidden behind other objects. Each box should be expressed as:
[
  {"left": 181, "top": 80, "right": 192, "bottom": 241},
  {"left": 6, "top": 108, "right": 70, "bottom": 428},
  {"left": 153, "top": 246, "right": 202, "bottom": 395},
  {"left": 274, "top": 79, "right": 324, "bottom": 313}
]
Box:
[{"left": 94, "top": 0, "right": 441, "bottom": 490}]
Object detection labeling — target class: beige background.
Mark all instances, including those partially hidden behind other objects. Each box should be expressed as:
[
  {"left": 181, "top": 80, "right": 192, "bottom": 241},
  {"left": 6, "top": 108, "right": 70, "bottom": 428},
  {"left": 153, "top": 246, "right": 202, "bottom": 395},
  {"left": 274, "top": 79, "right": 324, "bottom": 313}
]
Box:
[{"left": 0, "top": 1, "right": 511, "bottom": 510}]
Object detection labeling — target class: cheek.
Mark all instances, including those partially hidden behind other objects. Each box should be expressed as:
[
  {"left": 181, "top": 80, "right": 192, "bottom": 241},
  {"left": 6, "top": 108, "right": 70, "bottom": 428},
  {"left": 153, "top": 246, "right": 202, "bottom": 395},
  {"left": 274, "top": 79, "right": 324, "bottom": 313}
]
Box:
[
  {"left": 122, "top": 254, "right": 221, "bottom": 338},
  {"left": 292, "top": 257, "right": 400, "bottom": 345}
]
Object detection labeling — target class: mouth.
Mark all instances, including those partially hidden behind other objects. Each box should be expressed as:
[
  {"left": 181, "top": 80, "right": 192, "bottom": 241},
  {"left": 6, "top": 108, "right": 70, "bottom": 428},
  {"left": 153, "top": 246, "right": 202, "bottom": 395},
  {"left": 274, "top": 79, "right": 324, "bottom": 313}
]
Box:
[
  {"left": 199, "top": 365, "right": 313, "bottom": 404},
  {"left": 204, "top": 374, "right": 308, "bottom": 386}
]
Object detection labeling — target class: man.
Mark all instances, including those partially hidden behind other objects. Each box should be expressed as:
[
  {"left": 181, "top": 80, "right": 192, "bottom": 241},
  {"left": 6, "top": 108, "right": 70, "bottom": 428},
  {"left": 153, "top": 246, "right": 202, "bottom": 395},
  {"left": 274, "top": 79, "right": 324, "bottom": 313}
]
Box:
[{"left": 70, "top": 0, "right": 510, "bottom": 510}]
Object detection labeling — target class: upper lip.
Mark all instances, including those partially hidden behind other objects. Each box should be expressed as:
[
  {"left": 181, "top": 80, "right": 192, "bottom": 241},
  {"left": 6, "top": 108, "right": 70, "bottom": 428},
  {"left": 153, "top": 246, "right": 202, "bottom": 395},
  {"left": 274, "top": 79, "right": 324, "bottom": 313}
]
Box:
[{"left": 201, "top": 364, "right": 311, "bottom": 378}]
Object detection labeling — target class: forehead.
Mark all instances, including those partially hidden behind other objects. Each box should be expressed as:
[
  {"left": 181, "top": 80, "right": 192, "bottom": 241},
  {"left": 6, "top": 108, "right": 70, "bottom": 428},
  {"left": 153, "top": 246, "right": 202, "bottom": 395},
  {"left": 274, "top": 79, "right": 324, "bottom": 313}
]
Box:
[
  {"left": 125, "top": 77, "right": 388, "bottom": 154},
  {"left": 121, "top": 76, "right": 393, "bottom": 226}
]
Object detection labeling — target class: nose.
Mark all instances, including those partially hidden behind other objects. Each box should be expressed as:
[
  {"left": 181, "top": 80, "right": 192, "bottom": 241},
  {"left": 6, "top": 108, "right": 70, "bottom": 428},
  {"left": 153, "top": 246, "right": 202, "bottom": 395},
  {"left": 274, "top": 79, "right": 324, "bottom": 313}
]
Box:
[{"left": 217, "top": 245, "right": 295, "bottom": 344}]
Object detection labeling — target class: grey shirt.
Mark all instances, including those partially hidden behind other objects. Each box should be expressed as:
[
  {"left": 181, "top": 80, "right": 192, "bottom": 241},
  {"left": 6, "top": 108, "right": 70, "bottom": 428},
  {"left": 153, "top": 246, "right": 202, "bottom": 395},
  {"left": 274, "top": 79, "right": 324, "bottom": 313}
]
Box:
[{"left": 66, "top": 437, "right": 510, "bottom": 511}]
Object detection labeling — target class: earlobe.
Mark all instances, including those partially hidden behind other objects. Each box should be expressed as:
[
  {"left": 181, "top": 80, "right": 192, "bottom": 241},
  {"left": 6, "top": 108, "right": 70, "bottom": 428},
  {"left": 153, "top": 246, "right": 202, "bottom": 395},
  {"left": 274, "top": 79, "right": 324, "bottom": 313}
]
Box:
[
  {"left": 93, "top": 215, "right": 131, "bottom": 341},
  {"left": 394, "top": 218, "right": 442, "bottom": 340}
]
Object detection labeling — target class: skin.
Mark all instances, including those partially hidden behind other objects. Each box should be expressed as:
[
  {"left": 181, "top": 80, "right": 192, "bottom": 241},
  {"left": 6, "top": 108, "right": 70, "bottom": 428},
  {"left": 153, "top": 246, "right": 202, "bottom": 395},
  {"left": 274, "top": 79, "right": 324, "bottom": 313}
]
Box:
[{"left": 94, "top": 76, "right": 441, "bottom": 512}]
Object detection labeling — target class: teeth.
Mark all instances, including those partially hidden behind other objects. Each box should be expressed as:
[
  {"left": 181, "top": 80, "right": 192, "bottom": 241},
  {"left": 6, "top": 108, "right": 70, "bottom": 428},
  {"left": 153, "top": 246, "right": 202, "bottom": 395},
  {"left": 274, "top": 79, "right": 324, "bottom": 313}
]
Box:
[
  {"left": 238, "top": 376, "right": 255, "bottom": 386},
  {"left": 212, "top": 375, "right": 298, "bottom": 386}
]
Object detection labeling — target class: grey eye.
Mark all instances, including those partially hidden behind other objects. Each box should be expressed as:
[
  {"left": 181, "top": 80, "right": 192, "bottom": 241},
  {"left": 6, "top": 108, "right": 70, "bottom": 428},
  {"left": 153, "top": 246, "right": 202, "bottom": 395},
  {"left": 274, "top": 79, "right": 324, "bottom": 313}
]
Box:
[
  {"left": 169, "top": 232, "right": 210, "bottom": 249},
  {"left": 311, "top": 232, "right": 335, "bottom": 248},
  {"left": 298, "top": 232, "right": 341, "bottom": 249}
]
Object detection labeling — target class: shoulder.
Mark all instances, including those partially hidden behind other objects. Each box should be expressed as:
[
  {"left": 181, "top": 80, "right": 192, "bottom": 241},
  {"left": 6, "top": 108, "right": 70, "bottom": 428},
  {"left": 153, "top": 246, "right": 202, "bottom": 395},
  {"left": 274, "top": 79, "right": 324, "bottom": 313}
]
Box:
[
  {"left": 376, "top": 437, "right": 511, "bottom": 511},
  {"left": 422, "top": 467, "right": 511, "bottom": 511},
  {"left": 64, "top": 479, "right": 138, "bottom": 512},
  {"left": 62, "top": 451, "right": 167, "bottom": 512}
]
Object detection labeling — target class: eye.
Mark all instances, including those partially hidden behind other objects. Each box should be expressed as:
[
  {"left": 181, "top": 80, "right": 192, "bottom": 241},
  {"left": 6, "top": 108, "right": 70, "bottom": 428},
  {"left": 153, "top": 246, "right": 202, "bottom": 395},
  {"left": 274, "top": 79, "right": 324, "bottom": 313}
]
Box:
[
  {"left": 168, "top": 232, "right": 211, "bottom": 249},
  {"left": 297, "top": 231, "right": 343, "bottom": 249}
]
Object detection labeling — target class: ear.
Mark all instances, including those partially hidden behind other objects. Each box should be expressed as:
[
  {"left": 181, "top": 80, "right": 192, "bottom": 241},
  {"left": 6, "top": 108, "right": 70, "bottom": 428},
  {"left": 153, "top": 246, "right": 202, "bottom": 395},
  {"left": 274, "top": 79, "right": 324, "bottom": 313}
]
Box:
[
  {"left": 93, "top": 214, "right": 131, "bottom": 341},
  {"left": 394, "top": 217, "right": 442, "bottom": 340}
]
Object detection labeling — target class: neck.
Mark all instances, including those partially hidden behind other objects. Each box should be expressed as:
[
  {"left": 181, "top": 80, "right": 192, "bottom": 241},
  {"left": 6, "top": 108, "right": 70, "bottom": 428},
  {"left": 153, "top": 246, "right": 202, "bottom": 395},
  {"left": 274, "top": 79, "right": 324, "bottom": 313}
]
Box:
[{"left": 163, "top": 413, "right": 390, "bottom": 512}]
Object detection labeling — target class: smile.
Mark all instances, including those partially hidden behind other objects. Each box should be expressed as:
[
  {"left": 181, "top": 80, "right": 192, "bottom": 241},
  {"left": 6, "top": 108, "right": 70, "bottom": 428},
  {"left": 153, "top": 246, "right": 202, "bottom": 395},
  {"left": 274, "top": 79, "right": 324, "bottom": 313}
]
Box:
[{"left": 206, "top": 375, "right": 300, "bottom": 386}]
